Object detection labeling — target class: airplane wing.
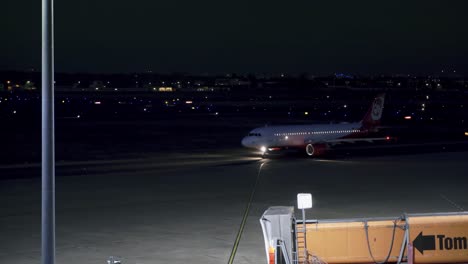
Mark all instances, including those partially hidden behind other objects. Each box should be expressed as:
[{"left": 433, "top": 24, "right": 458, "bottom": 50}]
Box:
[{"left": 305, "top": 137, "right": 390, "bottom": 146}]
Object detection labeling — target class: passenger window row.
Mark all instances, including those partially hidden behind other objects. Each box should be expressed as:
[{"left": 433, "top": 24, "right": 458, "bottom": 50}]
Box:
[{"left": 274, "top": 130, "right": 360, "bottom": 136}]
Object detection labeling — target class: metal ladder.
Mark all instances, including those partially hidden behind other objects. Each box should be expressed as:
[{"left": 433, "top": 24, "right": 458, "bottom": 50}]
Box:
[{"left": 296, "top": 226, "right": 309, "bottom": 264}]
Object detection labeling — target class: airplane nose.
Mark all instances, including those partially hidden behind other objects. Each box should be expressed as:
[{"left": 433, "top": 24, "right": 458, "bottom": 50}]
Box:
[
  {"left": 241, "top": 137, "right": 249, "bottom": 147},
  {"left": 242, "top": 137, "right": 253, "bottom": 148}
]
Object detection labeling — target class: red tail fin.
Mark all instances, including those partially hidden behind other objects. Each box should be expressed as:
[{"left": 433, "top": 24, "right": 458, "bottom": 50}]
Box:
[{"left": 361, "top": 93, "right": 385, "bottom": 130}]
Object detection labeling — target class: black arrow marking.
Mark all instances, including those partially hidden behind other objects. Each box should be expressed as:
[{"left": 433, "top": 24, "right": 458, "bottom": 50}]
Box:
[{"left": 413, "top": 232, "right": 436, "bottom": 254}]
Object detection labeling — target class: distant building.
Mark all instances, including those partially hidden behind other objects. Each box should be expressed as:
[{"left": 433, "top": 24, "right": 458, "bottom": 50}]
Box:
[
  {"left": 215, "top": 78, "right": 251, "bottom": 87},
  {"left": 90, "top": 80, "right": 105, "bottom": 90},
  {"left": 24, "top": 81, "right": 37, "bottom": 91},
  {"left": 196, "top": 86, "right": 230, "bottom": 92},
  {"left": 152, "top": 86, "right": 175, "bottom": 92},
  {"left": 196, "top": 86, "right": 214, "bottom": 92}
]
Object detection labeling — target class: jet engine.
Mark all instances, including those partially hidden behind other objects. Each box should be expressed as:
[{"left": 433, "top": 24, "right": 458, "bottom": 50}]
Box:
[{"left": 305, "top": 143, "right": 328, "bottom": 157}]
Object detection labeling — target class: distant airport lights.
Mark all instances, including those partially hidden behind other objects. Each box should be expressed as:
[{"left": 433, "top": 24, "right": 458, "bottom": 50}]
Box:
[
  {"left": 404, "top": 116, "right": 412, "bottom": 120},
  {"left": 465, "top": 132, "right": 468, "bottom": 137}
]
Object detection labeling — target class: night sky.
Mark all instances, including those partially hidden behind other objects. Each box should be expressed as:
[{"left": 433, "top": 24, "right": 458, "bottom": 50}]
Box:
[{"left": 2, "top": 0, "right": 468, "bottom": 74}]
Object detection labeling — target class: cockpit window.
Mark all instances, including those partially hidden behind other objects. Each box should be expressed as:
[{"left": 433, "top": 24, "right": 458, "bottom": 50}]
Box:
[{"left": 248, "top": 133, "right": 262, "bottom": 137}]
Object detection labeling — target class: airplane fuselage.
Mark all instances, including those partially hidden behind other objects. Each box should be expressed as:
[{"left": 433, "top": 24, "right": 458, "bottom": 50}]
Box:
[{"left": 241, "top": 122, "right": 365, "bottom": 150}]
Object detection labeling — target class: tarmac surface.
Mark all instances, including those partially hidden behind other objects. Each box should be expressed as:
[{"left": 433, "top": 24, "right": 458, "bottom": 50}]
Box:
[{"left": 1, "top": 149, "right": 468, "bottom": 264}]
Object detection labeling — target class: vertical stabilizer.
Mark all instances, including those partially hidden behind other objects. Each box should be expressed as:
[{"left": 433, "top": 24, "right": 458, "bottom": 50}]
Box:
[{"left": 360, "top": 93, "right": 385, "bottom": 130}]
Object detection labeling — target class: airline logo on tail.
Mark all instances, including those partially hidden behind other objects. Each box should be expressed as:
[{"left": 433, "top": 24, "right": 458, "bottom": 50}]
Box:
[
  {"left": 361, "top": 93, "right": 385, "bottom": 129},
  {"left": 371, "top": 96, "right": 384, "bottom": 121}
]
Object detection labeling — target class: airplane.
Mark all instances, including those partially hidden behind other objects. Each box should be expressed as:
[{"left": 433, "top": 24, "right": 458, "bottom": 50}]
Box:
[{"left": 241, "top": 93, "right": 389, "bottom": 157}]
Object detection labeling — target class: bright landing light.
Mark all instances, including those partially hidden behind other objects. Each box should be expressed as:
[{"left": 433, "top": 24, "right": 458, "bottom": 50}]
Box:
[{"left": 260, "top": 146, "right": 267, "bottom": 153}]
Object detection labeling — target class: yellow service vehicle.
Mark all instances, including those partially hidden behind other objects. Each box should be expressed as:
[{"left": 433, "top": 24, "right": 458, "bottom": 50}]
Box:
[{"left": 260, "top": 194, "right": 468, "bottom": 264}]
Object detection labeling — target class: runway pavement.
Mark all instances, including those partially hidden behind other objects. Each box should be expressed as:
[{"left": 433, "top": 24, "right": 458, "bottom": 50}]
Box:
[{"left": 1, "top": 150, "right": 467, "bottom": 264}]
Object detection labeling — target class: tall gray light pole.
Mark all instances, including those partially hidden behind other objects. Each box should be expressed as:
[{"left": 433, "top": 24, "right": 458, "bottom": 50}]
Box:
[{"left": 42, "top": 0, "right": 55, "bottom": 262}]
